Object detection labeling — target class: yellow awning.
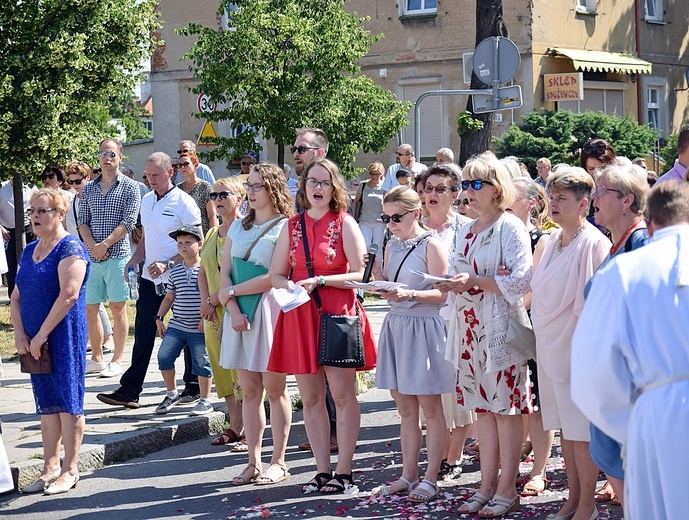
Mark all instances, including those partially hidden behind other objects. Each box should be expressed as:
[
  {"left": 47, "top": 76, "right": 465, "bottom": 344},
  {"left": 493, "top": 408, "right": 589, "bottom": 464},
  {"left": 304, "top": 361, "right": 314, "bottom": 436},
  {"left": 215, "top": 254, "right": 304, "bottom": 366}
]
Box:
[{"left": 548, "top": 48, "right": 652, "bottom": 75}]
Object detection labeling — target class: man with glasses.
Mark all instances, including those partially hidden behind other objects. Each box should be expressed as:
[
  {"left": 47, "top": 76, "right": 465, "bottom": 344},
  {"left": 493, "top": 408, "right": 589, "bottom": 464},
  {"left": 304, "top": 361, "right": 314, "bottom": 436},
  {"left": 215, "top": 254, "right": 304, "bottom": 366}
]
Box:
[
  {"left": 176, "top": 140, "right": 216, "bottom": 184},
  {"left": 535, "top": 157, "right": 552, "bottom": 188},
  {"left": 292, "top": 128, "right": 329, "bottom": 177},
  {"left": 98, "top": 152, "right": 201, "bottom": 409},
  {"left": 78, "top": 138, "right": 141, "bottom": 378},
  {"left": 381, "top": 144, "right": 426, "bottom": 194},
  {"left": 239, "top": 153, "right": 258, "bottom": 177}
]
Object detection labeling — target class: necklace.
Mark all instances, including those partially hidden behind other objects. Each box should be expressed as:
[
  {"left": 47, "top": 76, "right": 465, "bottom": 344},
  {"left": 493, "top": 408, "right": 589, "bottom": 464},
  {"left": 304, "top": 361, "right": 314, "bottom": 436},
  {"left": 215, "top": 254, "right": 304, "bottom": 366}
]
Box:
[
  {"left": 556, "top": 222, "right": 587, "bottom": 253},
  {"left": 610, "top": 218, "right": 644, "bottom": 255},
  {"left": 471, "top": 211, "right": 501, "bottom": 235}
]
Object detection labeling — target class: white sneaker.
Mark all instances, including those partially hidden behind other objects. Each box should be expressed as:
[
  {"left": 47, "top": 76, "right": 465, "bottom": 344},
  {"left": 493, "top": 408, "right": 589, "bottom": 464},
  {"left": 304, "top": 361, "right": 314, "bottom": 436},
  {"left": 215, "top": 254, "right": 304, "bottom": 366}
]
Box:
[
  {"left": 99, "top": 362, "right": 123, "bottom": 378},
  {"left": 85, "top": 359, "right": 107, "bottom": 374}
]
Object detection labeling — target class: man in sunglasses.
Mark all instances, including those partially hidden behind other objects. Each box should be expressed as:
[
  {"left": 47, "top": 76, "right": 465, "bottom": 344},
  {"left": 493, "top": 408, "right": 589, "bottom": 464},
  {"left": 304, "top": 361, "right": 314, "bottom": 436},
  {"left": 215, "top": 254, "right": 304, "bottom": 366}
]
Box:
[
  {"left": 381, "top": 143, "right": 426, "bottom": 194},
  {"left": 78, "top": 138, "right": 141, "bottom": 379},
  {"left": 175, "top": 140, "right": 216, "bottom": 185},
  {"left": 656, "top": 123, "right": 689, "bottom": 185},
  {"left": 292, "top": 128, "right": 329, "bottom": 177}
]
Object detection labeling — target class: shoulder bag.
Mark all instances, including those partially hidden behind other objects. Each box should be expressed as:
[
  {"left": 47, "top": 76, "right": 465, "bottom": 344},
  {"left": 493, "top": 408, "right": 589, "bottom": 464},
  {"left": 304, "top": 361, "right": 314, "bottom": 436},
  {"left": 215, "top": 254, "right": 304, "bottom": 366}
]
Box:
[{"left": 300, "top": 213, "right": 365, "bottom": 368}]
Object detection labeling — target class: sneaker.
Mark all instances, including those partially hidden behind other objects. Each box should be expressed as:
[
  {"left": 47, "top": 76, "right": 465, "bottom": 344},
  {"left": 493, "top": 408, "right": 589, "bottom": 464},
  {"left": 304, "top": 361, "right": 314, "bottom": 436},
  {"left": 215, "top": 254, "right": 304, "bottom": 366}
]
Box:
[
  {"left": 97, "top": 390, "right": 139, "bottom": 409},
  {"left": 189, "top": 401, "right": 213, "bottom": 416},
  {"left": 102, "top": 344, "right": 114, "bottom": 355},
  {"left": 156, "top": 394, "right": 181, "bottom": 414},
  {"left": 179, "top": 389, "right": 200, "bottom": 404},
  {"left": 99, "top": 362, "right": 123, "bottom": 378},
  {"left": 85, "top": 359, "right": 107, "bottom": 374}
]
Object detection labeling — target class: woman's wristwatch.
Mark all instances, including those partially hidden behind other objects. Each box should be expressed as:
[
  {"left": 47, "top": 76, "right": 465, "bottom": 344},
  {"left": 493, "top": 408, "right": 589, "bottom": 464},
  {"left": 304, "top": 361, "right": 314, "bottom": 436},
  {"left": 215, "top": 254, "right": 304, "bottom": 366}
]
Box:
[
  {"left": 408, "top": 290, "right": 417, "bottom": 302},
  {"left": 228, "top": 286, "right": 235, "bottom": 299},
  {"left": 473, "top": 274, "right": 480, "bottom": 290},
  {"left": 155, "top": 315, "right": 164, "bottom": 322},
  {"left": 318, "top": 275, "right": 326, "bottom": 287}
]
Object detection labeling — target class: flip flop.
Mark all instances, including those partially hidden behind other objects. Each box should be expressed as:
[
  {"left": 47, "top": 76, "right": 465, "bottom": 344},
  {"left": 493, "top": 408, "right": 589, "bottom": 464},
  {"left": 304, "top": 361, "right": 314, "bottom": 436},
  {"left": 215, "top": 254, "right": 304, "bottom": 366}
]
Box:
[{"left": 407, "top": 479, "right": 439, "bottom": 503}]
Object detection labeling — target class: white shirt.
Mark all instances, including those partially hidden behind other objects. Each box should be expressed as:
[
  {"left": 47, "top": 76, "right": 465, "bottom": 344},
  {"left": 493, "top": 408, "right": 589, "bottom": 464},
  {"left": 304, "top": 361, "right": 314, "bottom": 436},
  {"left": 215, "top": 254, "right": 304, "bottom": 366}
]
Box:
[
  {"left": 0, "top": 181, "right": 37, "bottom": 229},
  {"left": 140, "top": 186, "right": 201, "bottom": 282},
  {"left": 380, "top": 162, "right": 427, "bottom": 192}
]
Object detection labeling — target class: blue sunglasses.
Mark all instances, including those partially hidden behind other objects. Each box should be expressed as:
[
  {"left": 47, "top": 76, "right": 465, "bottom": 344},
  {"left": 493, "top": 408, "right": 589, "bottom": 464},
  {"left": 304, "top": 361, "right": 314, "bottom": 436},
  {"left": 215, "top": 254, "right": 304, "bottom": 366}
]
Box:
[{"left": 461, "top": 179, "right": 494, "bottom": 191}]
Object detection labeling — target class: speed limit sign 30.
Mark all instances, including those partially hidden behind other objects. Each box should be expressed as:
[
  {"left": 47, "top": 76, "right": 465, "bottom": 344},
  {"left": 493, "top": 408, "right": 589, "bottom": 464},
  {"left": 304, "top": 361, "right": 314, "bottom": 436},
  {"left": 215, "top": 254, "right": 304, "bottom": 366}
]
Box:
[{"left": 197, "top": 93, "right": 217, "bottom": 113}]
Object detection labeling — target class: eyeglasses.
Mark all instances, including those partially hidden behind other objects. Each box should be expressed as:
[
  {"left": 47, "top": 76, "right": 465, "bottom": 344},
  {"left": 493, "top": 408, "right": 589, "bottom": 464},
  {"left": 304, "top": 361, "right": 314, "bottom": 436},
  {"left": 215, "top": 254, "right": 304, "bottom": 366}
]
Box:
[
  {"left": 98, "top": 151, "right": 117, "bottom": 159},
  {"left": 424, "top": 184, "right": 450, "bottom": 195},
  {"left": 243, "top": 182, "right": 266, "bottom": 192},
  {"left": 582, "top": 143, "right": 609, "bottom": 155},
  {"left": 592, "top": 185, "right": 622, "bottom": 197},
  {"left": 380, "top": 211, "right": 411, "bottom": 224},
  {"left": 305, "top": 178, "right": 333, "bottom": 190},
  {"left": 461, "top": 179, "right": 494, "bottom": 191},
  {"left": 28, "top": 207, "right": 55, "bottom": 216},
  {"left": 177, "top": 148, "right": 192, "bottom": 155},
  {"left": 396, "top": 152, "right": 412, "bottom": 156},
  {"left": 290, "top": 145, "right": 319, "bottom": 155},
  {"left": 42, "top": 173, "right": 56, "bottom": 180},
  {"left": 240, "top": 161, "right": 254, "bottom": 166},
  {"left": 66, "top": 178, "right": 84, "bottom": 185},
  {"left": 209, "top": 191, "right": 234, "bottom": 200}
]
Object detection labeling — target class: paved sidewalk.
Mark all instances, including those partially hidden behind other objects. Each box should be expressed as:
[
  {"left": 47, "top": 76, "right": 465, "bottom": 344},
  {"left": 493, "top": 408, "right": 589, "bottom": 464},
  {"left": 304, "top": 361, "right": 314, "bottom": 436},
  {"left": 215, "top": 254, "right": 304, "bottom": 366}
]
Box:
[{"left": 0, "top": 300, "right": 389, "bottom": 492}]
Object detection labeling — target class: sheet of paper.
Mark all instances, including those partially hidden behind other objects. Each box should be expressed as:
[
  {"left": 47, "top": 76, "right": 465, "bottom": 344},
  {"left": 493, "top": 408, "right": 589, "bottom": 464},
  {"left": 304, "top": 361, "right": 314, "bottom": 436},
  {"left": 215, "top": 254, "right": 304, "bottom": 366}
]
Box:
[
  {"left": 273, "top": 285, "right": 311, "bottom": 312},
  {"left": 409, "top": 269, "right": 452, "bottom": 284},
  {"left": 344, "top": 280, "right": 407, "bottom": 292}
]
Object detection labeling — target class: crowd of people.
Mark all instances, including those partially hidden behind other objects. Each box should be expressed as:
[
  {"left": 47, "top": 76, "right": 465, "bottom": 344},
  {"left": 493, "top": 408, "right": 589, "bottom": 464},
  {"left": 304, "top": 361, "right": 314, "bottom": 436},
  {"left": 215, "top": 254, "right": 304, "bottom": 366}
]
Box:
[{"left": 5, "top": 124, "right": 689, "bottom": 520}]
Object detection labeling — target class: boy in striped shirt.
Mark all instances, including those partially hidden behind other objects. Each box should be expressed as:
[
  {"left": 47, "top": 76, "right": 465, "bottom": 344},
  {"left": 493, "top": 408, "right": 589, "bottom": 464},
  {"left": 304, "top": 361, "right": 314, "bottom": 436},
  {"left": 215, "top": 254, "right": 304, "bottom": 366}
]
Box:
[{"left": 154, "top": 225, "right": 213, "bottom": 416}]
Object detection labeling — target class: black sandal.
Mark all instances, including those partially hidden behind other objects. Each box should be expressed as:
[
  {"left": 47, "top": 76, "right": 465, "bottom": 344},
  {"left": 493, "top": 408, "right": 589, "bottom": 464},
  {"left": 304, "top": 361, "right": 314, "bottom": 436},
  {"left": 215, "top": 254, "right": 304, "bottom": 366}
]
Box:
[
  {"left": 302, "top": 472, "right": 332, "bottom": 493},
  {"left": 320, "top": 473, "right": 353, "bottom": 494}
]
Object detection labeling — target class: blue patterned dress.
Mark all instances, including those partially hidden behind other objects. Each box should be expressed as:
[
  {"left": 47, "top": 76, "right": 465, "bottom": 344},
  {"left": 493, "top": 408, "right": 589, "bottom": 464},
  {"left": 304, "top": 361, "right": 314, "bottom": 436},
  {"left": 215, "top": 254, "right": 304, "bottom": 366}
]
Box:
[{"left": 16, "top": 236, "right": 90, "bottom": 415}]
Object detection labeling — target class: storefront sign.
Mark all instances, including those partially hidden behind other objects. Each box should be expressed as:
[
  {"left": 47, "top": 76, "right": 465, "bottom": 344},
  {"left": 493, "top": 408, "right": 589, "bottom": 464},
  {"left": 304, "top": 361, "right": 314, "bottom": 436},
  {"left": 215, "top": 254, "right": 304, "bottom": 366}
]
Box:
[{"left": 544, "top": 72, "right": 584, "bottom": 101}]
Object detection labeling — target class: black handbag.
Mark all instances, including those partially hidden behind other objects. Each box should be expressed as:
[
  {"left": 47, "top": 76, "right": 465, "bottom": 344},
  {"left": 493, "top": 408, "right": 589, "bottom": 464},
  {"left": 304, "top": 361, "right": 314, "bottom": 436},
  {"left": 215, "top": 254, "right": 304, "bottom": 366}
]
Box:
[{"left": 300, "top": 213, "right": 365, "bottom": 368}]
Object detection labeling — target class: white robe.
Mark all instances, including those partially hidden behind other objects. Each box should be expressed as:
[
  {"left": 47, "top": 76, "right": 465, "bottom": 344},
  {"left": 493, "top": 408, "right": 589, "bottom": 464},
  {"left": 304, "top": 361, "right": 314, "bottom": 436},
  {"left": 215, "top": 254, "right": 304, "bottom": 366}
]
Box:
[{"left": 571, "top": 225, "right": 689, "bottom": 520}]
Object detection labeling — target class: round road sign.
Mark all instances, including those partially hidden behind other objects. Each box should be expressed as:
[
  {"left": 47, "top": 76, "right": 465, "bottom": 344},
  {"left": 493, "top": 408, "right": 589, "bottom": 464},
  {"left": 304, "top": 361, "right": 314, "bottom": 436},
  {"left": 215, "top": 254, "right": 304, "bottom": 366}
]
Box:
[
  {"left": 472, "top": 36, "right": 521, "bottom": 86},
  {"left": 197, "top": 93, "right": 217, "bottom": 113}
]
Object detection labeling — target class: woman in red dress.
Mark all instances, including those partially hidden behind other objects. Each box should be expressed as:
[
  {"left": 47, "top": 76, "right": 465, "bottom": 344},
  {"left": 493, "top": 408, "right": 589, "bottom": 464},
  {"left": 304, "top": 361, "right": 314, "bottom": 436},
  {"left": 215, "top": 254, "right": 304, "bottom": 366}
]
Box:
[{"left": 268, "top": 158, "right": 376, "bottom": 494}]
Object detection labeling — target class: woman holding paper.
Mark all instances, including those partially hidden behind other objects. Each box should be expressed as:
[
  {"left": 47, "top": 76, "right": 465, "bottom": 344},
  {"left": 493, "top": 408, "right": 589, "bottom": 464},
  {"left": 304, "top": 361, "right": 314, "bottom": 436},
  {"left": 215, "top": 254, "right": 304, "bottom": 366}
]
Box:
[
  {"left": 372, "top": 185, "right": 455, "bottom": 503},
  {"left": 217, "top": 163, "right": 294, "bottom": 486},
  {"left": 268, "top": 158, "right": 377, "bottom": 495}
]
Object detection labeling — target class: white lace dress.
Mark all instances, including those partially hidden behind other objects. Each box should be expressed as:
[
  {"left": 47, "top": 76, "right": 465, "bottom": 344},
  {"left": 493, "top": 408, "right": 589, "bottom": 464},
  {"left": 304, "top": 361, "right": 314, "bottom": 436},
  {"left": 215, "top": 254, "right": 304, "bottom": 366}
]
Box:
[{"left": 446, "top": 212, "right": 534, "bottom": 415}]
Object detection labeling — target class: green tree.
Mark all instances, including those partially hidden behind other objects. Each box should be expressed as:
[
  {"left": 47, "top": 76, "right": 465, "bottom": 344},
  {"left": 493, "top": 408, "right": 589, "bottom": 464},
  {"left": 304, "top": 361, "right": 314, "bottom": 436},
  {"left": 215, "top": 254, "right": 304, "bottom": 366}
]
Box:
[
  {"left": 0, "top": 0, "right": 159, "bottom": 255},
  {"left": 108, "top": 89, "right": 153, "bottom": 142},
  {"left": 180, "top": 0, "right": 411, "bottom": 174},
  {"left": 494, "top": 110, "right": 658, "bottom": 175}
]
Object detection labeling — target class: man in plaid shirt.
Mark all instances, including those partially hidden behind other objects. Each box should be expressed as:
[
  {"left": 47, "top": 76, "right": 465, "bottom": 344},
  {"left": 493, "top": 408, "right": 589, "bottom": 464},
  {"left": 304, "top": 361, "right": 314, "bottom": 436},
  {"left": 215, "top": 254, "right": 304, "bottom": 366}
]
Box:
[{"left": 78, "top": 138, "right": 141, "bottom": 378}]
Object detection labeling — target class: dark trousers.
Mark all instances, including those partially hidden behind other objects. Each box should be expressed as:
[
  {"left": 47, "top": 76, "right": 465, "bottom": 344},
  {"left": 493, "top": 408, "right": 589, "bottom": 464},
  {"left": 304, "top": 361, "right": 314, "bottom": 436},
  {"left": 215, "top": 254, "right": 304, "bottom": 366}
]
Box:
[
  {"left": 6, "top": 226, "right": 32, "bottom": 296},
  {"left": 183, "top": 346, "right": 200, "bottom": 394}
]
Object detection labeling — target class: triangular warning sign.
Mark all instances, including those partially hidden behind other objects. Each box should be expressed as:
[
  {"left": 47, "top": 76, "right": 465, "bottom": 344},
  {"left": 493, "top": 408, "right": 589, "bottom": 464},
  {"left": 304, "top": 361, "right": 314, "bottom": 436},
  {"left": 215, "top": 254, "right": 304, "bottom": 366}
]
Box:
[{"left": 198, "top": 120, "right": 218, "bottom": 145}]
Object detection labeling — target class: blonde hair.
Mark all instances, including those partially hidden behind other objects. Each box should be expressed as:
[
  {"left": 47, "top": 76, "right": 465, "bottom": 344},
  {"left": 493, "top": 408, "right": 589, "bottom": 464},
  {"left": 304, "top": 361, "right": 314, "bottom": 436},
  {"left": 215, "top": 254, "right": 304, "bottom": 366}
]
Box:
[
  {"left": 242, "top": 163, "right": 295, "bottom": 229},
  {"left": 31, "top": 188, "right": 70, "bottom": 212},
  {"left": 367, "top": 162, "right": 385, "bottom": 175},
  {"left": 463, "top": 156, "right": 516, "bottom": 210},
  {"left": 214, "top": 176, "right": 246, "bottom": 199},
  {"left": 65, "top": 161, "right": 91, "bottom": 179},
  {"left": 298, "top": 159, "right": 350, "bottom": 213},
  {"left": 383, "top": 185, "right": 428, "bottom": 229},
  {"left": 595, "top": 163, "right": 648, "bottom": 215},
  {"left": 547, "top": 166, "right": 594, "bottom": 201}
]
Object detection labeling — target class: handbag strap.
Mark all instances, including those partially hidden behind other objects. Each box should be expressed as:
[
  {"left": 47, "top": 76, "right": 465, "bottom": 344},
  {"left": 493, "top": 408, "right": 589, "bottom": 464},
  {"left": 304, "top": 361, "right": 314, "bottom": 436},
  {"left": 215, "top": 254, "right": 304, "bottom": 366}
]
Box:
[
  {"left": 299, "top": 212, "right": 323, "bottom": 311},
  {"left": 243, "top": 216, "right": 284, "bottom": 261},
  {"left": 392, "top": 235, "right": 428, "bottom": 282}
]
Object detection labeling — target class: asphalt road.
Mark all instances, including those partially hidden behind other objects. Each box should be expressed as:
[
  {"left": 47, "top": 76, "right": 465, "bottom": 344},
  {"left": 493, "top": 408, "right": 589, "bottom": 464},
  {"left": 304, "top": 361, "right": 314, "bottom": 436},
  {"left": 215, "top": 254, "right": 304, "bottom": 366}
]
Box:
[{"left": 0, "top": 387, "right": 623, "bottom": 520}]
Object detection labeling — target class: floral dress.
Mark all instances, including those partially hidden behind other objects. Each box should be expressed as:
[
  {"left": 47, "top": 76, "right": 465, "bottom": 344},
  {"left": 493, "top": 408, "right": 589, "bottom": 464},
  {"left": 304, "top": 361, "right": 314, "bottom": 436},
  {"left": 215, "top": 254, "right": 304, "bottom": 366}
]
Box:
[{"left": 447, "top": 214, "right": 533, "bottom": 415}]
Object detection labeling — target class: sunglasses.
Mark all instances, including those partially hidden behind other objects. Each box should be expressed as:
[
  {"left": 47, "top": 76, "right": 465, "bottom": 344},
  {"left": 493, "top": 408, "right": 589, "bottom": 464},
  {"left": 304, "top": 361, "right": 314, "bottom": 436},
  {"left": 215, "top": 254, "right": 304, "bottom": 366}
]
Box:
[
  {"left": 290, "top": 145, "right": 319, "bottom": 155},
  {"left": 172, "top": 164, "right": 181, "bottom": 170},
  {"left": 424, "top": 184, "right": 450, "bottom": 195},
  {"left": 582, "top": 143, "right": 609, "bottom": 155},
  {"left": 28, "top": 207, "right": 55, "bottom": 216},
  {"left": 179, "top": 161, "right": 193, "bottom": 167},
  {"left": 380, "top": 211, "right": 411, "bottom": 224},
  {"left": 66, "top": 178, "right": 84, "bottom": 185},
  {"left": 98, "top": 150, "right": 117, "bottom": 159},
  {"left": 460, "top": 198, "right": 470, "bottom": 206},
  {"left": 396, "top": 152, "right": 412, "bottom": 156},
  {"left": 177, "top": 148, "right": 192, "bottom": 155},
  {"left": 42, "top": 173, "right": 57, "bottom": 180},
  {"left": 243, "top": 182, "right": 266, "bottom": 192},
  {"left": 461, "top": 179, "right": 493, "bottom": 191},
  {"left": 91, "top": 168, "right": 102, "bottom": 175},
  {"left": 209, "top": 191, "right": 234, "bottom": 200},
  {"left": 240, "top": 161, "right": 254, "bottom": 166}
]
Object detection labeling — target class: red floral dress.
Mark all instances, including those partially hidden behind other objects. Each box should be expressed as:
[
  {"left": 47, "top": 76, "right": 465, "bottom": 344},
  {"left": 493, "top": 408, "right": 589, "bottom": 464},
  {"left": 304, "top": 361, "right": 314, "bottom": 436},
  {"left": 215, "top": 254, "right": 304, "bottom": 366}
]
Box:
[{"left": 267, "top": 211, "right": 377, "bottom": 375}]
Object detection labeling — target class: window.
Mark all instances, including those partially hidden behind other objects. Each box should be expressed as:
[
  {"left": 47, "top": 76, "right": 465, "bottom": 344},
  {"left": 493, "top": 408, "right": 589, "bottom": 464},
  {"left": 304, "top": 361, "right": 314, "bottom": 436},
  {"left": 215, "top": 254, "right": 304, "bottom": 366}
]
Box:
[
  {"left": 647, "top": 88, "right": 660, "bottom": 129},
  {"left": 575, "top": 0, "right": 596, "bottom": 14},
  {"left": 463, "top": 53, "right": 474, "bottom": 85},
  {"left": 644, "top": 79, "right": 667, "bottom": 135},
  {"left": 400, "top": 80, "right": 443, "bottom": 158},
  {"left": 644, "top": 0, "right": 663, "bottom": 21},
  {"left": 557, "top": 81, "right": 626, "bottom": 116},
  {"left": 402, "top": 0, "right": 437, "bottom": 16},
  {"left": 220, "top": 3, "right": 239, "bottom": 32}
]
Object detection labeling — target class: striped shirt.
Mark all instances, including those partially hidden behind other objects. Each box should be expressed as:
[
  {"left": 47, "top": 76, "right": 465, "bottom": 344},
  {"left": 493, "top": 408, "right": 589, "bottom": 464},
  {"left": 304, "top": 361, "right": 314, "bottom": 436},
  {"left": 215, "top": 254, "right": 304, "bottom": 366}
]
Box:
[
  {"left": 166, "top": 261, "right": 202, "bottom": 333},
  {"left": 78, "top": 173, "right": 141, "bottom": 260}
]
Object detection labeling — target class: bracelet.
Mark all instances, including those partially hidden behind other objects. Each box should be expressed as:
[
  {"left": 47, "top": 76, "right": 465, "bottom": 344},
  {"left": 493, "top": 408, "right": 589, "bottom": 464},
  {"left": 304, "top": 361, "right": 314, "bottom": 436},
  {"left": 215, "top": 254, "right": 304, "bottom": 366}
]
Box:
[
  {"left": 318, "top": 275, "right": 326, "bottom": 287},
  {"left": 206, "top": 296, "right": 216, "bottom": 307}
]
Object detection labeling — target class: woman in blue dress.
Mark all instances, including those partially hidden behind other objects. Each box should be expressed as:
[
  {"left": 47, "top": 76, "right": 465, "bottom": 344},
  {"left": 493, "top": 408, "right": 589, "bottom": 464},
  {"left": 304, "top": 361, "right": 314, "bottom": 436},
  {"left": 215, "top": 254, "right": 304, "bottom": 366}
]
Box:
[{"left": 11, "top": 188, "right": 90, "bottom": 495}]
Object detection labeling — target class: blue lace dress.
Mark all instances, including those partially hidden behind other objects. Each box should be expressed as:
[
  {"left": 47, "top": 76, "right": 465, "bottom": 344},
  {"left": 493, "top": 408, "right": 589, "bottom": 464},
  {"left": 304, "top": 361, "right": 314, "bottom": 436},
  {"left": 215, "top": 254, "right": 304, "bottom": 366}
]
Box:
[{"left": 16, "top": 236, "right": 90, "bottom": 415}]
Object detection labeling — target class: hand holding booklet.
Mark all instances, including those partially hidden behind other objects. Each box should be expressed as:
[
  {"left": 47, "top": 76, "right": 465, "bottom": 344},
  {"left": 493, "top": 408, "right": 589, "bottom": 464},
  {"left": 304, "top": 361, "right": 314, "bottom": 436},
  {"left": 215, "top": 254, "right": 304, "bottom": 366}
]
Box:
[
  {"left": 273, "top": 285, "right": 311, "bottom": 312},
  {"left": 344, "top": 280, "right": 407, "bottom": 292},
  {"left": 409, "top": 269, "right": 452, "bottom": 284}
]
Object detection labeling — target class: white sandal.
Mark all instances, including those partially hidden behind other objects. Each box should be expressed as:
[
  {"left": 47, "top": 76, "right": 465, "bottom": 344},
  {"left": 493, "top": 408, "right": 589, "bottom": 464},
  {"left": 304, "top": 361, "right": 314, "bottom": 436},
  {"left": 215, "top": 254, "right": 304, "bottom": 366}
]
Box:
[
  {"left": 407, "top": 479, "right": 439, "bottom": 503},
  {"left": 378, "top": 476, "right": 419, "bottom": 496},
  {"left": 459, "top": 491, "right": 492, "bottom": 514}
]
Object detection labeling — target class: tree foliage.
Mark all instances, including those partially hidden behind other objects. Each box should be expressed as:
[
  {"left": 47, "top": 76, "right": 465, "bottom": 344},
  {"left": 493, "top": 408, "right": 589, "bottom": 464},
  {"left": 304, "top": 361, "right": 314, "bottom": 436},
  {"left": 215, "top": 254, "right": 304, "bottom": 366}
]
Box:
[
  {"left": 180, "top": 0, "right": 411, "bottom": 175},
  {"left": 494, "top": 110, "right": 658, "bottom": 174},
  {"left": 0, "top": 0, "right": 159, "bottom": 182}
]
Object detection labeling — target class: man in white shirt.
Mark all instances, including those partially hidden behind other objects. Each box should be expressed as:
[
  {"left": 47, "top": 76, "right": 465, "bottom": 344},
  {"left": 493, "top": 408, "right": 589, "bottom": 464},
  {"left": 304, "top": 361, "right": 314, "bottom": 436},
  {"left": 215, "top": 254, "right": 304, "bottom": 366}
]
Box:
[
  {"left": 0, "top": 179, "right": 36, "bottom": 296},
  {"left": 176, "top": 140, "right": 216, "bottom": 184},
  {"left": 97, "top": 152, "right": 201, "bottom": 409},
  {"left": 380, "top": 143, "right": 426, "bottom": 193},
  {"left": 571, "top": 180, "right": 689, "bottom": 520}
]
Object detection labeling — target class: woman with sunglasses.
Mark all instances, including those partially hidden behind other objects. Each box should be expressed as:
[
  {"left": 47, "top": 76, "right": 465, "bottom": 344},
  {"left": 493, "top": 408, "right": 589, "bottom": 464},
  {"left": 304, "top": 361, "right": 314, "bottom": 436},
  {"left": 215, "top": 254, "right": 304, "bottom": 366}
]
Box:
[
  {"left": 267, "top": 159, "right": 377, "bottom": 495},
  {"left": 216, "top": 164, "right": 295, "bottom": 486},
  {"left": 436, "top": 155, "right": 533, "bottom": 518},
  {"left": 579, "top": 139, "right": 616, "bottom": 176},
  {"left": 371, "top": 186, "right": 454, "bottom": 503},
  {"left": 197, "top": 177, "right": 246, "bottom": 449},
  {"left": 177, "top": 151, "right": 218, "bottom": 235}
]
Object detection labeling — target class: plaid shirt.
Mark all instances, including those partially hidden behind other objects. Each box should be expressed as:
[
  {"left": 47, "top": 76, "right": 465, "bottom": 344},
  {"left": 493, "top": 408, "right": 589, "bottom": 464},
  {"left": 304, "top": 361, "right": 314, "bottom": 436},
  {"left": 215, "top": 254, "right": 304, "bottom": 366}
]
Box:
[{"left": 78, "top": 173, "right": 141, "bottom": 260}]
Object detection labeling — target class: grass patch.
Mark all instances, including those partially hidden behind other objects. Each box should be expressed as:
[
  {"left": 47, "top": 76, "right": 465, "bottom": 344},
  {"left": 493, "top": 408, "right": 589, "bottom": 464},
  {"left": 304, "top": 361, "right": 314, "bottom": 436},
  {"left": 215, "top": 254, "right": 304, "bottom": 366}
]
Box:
[{"left": 28, "top": 453, "right": 44, "bottom": 460}]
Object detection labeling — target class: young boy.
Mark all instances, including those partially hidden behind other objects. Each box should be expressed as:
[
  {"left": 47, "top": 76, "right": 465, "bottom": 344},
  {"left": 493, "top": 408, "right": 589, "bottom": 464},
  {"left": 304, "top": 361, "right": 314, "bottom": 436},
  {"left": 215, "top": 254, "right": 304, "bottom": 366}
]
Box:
[
  {"left": 395, "top": 167, "right": 413, "bottom": 188},
  {"left": 155, "top": 225, "right": 213, "bottom": 416}
]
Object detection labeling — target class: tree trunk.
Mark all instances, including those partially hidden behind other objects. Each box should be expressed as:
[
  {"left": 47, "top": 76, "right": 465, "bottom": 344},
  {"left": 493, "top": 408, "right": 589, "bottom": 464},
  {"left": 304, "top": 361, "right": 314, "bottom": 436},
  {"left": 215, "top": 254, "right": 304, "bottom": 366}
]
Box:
[
  {"left": 12, "top": 172, "right": 27, "bottom": 263},
  {"left": 277, "top": 143, "right": 285, "bottom": 170},
  {"left": 458, "top": 0, "right": 508, "bottom": 167}
]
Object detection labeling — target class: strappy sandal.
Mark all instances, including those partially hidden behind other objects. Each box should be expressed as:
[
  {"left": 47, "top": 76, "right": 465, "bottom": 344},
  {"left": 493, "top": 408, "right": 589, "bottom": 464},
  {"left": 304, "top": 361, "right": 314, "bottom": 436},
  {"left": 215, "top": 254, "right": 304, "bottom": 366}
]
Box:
[
  {"left": 459, "top": 491, "right": 492, "bottom": 514},
  {"left": 439, "top": 460, "right": 463, "bottom": 480},
  {"left": 211, "top": 427, "right": 241, "bottom": 446},
  {"left": 407, "top": 479, "right": 439, "bottom": 503},
  {"left": 320, "top": 473, "right": 353, "bottom": 494},
  {"left": 477, "top": 494, "right": 520, "bottom": 518},
  {"left": 594, "top": 480, "right": 614, "bottom": 502},
  {"left": 302, "top": 472, "right": 333, "bottom": 493},
  {"left": 522, "top": 474, "right": 548, "bottom": 496},
  {"left": 255, "top": 462, "right": 290, "bottom": 485},
  {"left": 232, "top": 463, "right": 261, "bottom": 486},
  {"left": 378, "top": 476, "right": 419, "bottom": 496},
  {"left": 231, "top": 439, "right": 249, "bottom": 452}
]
